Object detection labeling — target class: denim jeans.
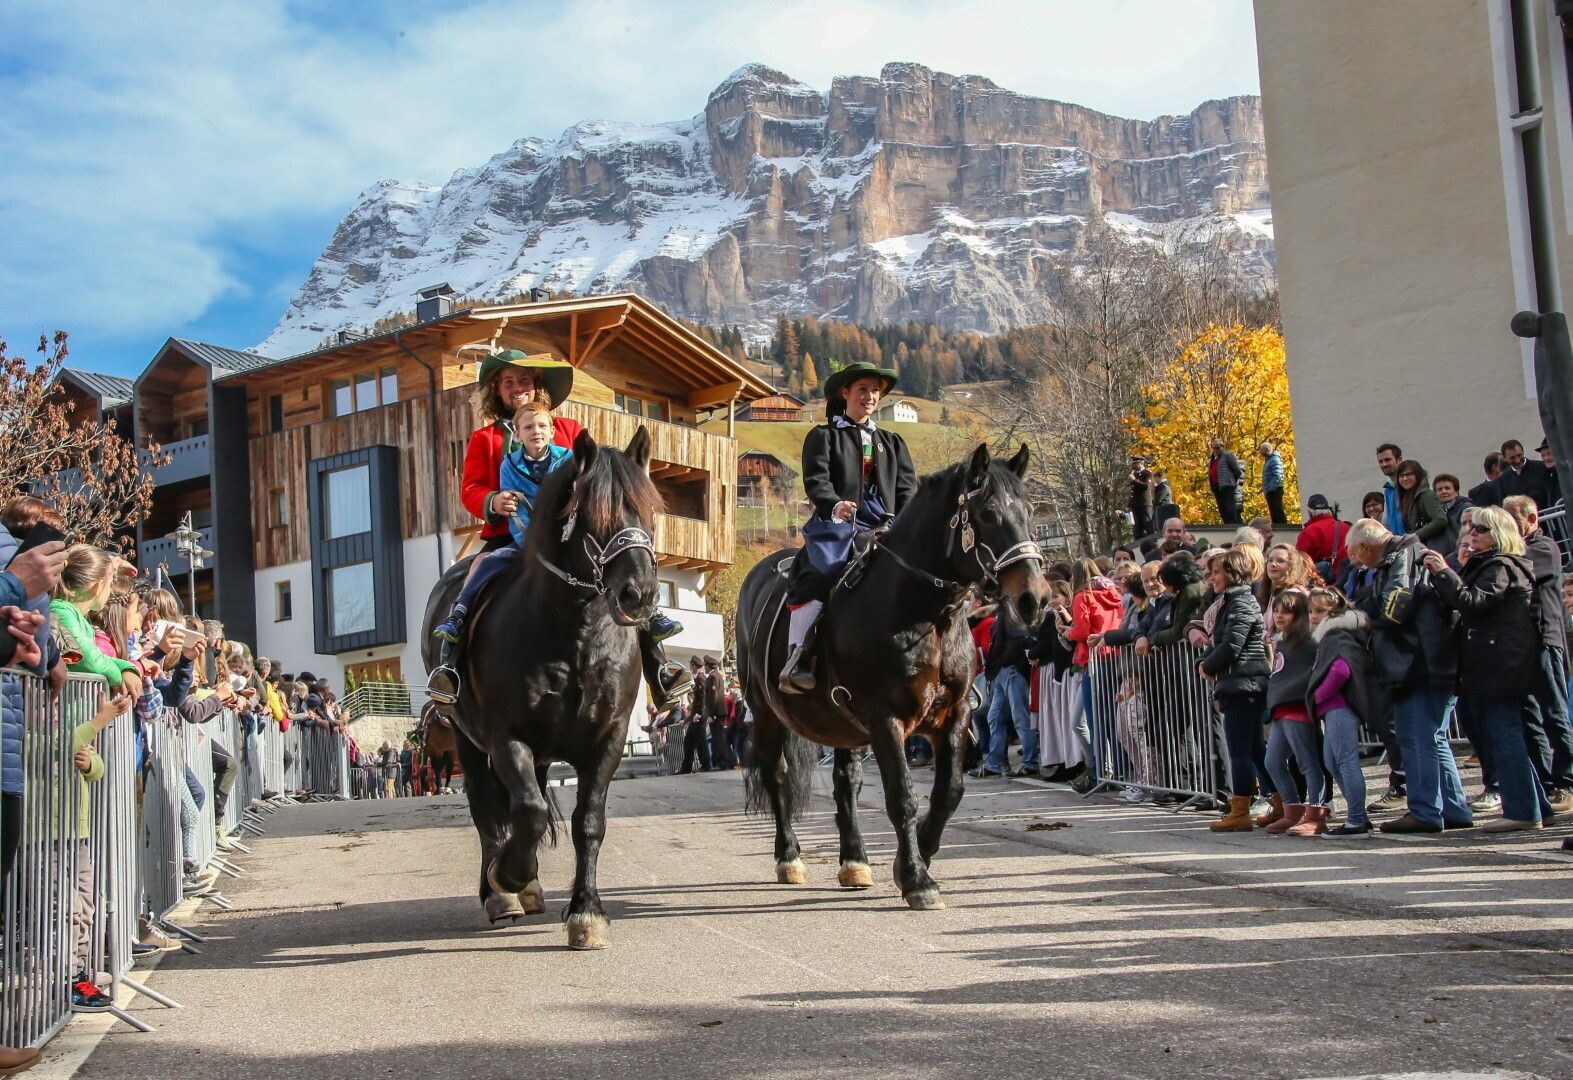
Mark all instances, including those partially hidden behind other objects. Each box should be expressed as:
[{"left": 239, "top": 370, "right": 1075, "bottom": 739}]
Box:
[
  {"left": 985, "top": 667, "right": 1037, "bottom": 773},
  {"left": 1266, "top": 719, "right": 1328, "bottom": 805},
  {"left": 1393, "top": 686, "right": 1472, "bottom": 827},
  {"left": 972, "top": 675, "right": 992, "bottom": 761},
  {"left": 1474, "top": 694, "right": 1553, "bottom": 823},
  {"left": 1321, "top": 707, "right": 1368, "bottom": 826},
  {"left": 1218, "top": 691, "right": 1266, "bottom": 797}
]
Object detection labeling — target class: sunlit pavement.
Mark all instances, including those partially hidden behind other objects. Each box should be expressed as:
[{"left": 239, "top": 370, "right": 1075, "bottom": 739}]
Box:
[{"left": 45, "top": 768, "right": 1573, "bottom": 1080}]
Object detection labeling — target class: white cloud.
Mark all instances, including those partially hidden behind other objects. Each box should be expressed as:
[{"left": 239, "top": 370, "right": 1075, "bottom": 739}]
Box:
[{"left": 0, "top": 0, "right": 1258, "bottom": 345}]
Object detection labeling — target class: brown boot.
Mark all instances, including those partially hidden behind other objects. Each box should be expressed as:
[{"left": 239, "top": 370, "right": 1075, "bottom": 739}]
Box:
[
  {"left": 1253, "top": 793, "right": 1284, "bottom": 828},
  {"left": 1210, "top": 795, "right": 1255, "bottom": 832},
  {"left": 1285, "top": 804, "right": 1329, "bottom": 837},
  {"left": 0, "top": 1044, "right": 40, "bottom": 1074}
]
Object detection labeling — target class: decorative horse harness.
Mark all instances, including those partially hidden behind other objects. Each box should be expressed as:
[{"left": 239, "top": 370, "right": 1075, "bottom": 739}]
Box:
[{"left": 535, "top": 512, "right": 656, "bottom": 599}]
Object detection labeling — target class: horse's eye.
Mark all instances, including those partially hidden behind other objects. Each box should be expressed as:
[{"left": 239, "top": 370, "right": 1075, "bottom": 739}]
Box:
[{"left": 976, "top": 508, "right": 1000, "bottom": 527}]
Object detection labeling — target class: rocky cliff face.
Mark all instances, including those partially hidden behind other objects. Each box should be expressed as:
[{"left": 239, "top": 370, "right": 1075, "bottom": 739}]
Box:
[{"left": 259, "top": 63, "right": 1272, "bottom": 357}]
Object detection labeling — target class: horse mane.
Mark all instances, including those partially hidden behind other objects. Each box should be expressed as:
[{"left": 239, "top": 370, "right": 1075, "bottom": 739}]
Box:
[
  {"left": 889, "top": 455, "right": 1029, "bottom": 536},
  {"left": 519, "top": 442, "right": 664, "bottom": 567}
]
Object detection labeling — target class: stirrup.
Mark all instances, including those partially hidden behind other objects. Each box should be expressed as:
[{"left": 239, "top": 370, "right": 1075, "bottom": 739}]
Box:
[
  {"left": 778, "top": 644, "right": 816, "bottom": 696},
  {"left": 427, "top": 665, "right": 461, "bottom": 706}
]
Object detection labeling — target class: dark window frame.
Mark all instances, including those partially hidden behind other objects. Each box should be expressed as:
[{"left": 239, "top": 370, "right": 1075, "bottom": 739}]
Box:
[{"left": 305, "top": 445, "right": 405, "bottom": 653}]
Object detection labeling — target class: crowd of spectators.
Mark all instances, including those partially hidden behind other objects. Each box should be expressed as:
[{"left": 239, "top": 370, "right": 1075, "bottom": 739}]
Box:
[
  {"left": 975, "top": 436, "right": 1572, "bottom": 854},
  {"left": 646, "top": 656, "right": 750, "bottom": 774},
  {"left": 0, "top": 495, "right": 378, "bottom": 1068}
]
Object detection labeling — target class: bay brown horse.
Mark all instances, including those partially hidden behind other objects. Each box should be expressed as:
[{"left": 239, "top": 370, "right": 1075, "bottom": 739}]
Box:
[
  {"left": 421, "top": 428, "right": 660, "bottom": 949},
  {"left": 736, "top": 444, "right": 1048, "bottom": 909}
]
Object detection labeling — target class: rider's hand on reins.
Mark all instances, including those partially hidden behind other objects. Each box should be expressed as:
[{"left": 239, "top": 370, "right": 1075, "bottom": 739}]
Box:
[{"left": 832, "top": 500, "right": 857, "bottom": 523}]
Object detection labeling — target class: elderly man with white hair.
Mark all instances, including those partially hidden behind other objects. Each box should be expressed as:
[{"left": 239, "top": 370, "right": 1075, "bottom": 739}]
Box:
[{"left": 1345, "top": 518, "right": 1474, "bottom": 834}]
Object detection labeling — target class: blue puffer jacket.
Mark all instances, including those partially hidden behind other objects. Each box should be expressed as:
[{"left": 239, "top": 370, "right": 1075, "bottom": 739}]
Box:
[{"left": 0, "top": 530, "right": 52, "bottom": 798}]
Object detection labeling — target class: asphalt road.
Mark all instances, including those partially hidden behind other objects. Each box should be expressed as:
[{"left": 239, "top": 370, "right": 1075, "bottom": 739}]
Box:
[{"left": 44, "top": 769, "right": 1573, "bottom": 1079}]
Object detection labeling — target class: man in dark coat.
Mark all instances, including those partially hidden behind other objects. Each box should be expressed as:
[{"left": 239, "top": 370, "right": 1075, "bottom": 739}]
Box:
[
  {"left": 1498, "top": 439, "right": 1552, "bottom": 507},
  {"left": 1206, "top": 439, "right": 1243, "bottom": 524},
  {"left": 1469, "top": 452, "right": 1504, "bottom": 508},
  {"left": 780, "top": 362, "right": 918, "bottom": 693},
  {"left": 1538, "top": 440, "right": 1562, "bottom": 507}
]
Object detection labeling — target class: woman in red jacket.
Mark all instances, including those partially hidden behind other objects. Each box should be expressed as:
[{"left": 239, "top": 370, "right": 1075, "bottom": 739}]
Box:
[
  {"left": 1065, "top": 558, "right": 1124, "bottom": 790},
  {"left": 460, "top": 350, "right": 583, "bottom": 553},
  {"left": 438, "top": 349, "right": 685, "bottom": 704}
]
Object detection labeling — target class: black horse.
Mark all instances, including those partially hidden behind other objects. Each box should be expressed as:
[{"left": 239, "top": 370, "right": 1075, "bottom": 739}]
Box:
[
  {"left": 421, "top": 428, "right": 660, "bottom": 949},
  {"left": 737, "top": 444, "right": 1049, "bottom": 909}
]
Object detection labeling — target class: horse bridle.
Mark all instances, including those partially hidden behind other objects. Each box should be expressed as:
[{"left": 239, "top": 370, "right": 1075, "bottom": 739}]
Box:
[
  {"left": 868, "top": 481, "right": 1042, "bottom": 598},
  {"left": 535, "top": 511, "right": 656, "bottom": 596}
]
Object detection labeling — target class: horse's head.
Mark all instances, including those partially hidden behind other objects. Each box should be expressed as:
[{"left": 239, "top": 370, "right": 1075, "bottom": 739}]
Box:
[
  {"left": 953, "top": 443, "right": 1049, "bottom": 627},
  {"left": 537, "top": 427, "right": 663, "bottom": 626}
]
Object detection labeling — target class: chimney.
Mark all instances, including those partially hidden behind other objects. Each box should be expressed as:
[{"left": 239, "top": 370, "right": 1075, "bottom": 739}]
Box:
[
  {"left": 527, "top": 287, "right": 550, "bottom": 304},
  {"left": 416, "top": 283, "right": 455, "bottom": 323},
  {"left": 336, "top": 330, "right": 355, "bottom": 345}
]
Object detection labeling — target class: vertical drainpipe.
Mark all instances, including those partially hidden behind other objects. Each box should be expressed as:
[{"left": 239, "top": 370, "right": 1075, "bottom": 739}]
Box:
[
  {"left": 394, "top": 330, "right": 448, "bottom": 576},
  {"left": 727, "top": 391, "right": 738, "bottom": 438}
]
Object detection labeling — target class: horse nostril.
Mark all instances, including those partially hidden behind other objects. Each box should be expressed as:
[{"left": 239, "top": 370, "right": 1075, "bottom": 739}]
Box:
[{"left": 618, "top": 583, "right": 647, "bottom": 613}]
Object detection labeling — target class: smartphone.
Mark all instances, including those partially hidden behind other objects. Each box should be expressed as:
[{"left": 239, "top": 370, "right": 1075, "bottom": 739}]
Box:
[{"left": 16, "top": 521, "right": 65, "bottom": 555}]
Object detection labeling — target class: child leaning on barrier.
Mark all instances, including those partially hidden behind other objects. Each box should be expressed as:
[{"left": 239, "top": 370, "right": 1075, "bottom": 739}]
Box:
[
  {"left": 1307, "top": 588, "right": 1374, "bottom": 836},
  {"left": 66, "top": 686, "right": 131, "bottom": 1012},
  {"left": 1261, "top": 589, "right": 1330, "bottom": 836}
]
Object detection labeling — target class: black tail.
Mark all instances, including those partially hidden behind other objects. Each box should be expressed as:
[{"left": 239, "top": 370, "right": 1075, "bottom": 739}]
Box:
[{"left": 744, "top": 726, "right": 817, "bottom": 822}]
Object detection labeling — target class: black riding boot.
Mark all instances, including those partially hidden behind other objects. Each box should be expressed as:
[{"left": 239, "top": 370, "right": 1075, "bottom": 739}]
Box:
[{"left": 641, "top": 629, "right": 692, "bottom": 709}]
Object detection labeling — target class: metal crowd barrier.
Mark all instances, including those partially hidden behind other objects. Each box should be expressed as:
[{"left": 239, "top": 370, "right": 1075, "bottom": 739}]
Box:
[
  {"left": 1539, "top": 504, "right": 1570, "bottom": 572},
  {"left": 1083, "top": 644, "right": 1221, "bottom": 810},
  {"left": 0, "top": 669, "right": 354, "bottom": 1048}
]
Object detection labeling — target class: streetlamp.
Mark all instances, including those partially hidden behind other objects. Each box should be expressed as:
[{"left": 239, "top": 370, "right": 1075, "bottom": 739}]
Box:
[{"left": 164, "top": 512, "right": 214, "bottom": 618}]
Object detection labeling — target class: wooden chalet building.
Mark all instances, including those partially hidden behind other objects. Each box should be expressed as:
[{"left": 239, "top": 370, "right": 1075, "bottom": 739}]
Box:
[
  {"left": 736, "top": 392, "right": 805, "bottom": 423},
  {"left": 92, "top": 291, "right": 771, "bottom": 686},
  {"left": 736, "top": 450, "right": 796, "bottom": 506}
]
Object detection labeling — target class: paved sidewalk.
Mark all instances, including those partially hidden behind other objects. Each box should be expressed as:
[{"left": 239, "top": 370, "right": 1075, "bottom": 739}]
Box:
[{"left": 39, "top": 771, "right": 1573, "bottom": 1080}]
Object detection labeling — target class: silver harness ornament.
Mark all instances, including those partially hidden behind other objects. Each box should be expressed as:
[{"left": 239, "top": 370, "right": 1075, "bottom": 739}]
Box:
[{"left": 536, "top": 516, "right": 656, "bottom": 595}]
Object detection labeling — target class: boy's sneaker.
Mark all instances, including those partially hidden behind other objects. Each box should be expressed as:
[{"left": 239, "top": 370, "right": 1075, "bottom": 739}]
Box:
[
  {"left": 72, "top": 979, "right": 112, "bottom": 1012},
  {"left": 646, "top": 611, "right": 683, "bottom": 643},
  {"left": 432, "top": 607, "right": 469, "bottom": 645},
  {"left": 1119, "top": 785, "right": 1145, "bottom": 804}
]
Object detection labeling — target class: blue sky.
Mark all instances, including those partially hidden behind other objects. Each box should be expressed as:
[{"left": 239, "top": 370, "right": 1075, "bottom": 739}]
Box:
[{"left": 0, "top": 0, "right": 1260, "bottom": 378}]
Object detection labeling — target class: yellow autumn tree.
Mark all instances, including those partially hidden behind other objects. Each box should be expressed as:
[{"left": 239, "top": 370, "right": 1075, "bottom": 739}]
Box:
[{"left": 1127, "top": 323, "right": 1299, "bottom": 524}]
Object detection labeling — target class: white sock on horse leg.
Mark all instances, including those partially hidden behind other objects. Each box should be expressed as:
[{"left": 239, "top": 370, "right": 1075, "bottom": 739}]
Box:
[{"left": 787, "top": 601, "right": 823, "bottom": 648}]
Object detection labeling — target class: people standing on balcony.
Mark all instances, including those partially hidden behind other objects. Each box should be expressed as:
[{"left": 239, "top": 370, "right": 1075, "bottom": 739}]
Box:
[
  {"left": 1259, "top": 442, "right": 1287, "bottom": 526},
  {"left": 439, "top": 349, "right": 686, "bottom": 707},
  {"left": 780, "top": 362, "right": 916, "bottom": 694},
  {"left": 1206, "top": 438, "right": 1243, "bottom": 525}
]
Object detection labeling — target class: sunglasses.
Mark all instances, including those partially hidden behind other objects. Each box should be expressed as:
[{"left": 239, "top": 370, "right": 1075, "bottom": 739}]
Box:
[{"left": 1468, "top": 524, "right": 1492, "bottom": 535}]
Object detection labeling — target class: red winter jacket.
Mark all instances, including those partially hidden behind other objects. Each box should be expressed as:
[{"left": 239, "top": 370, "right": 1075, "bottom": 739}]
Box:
[
  {"left": 971, "top": 615, "right": 995, "bottom": 675},
  {"left": 1066, "top": 583, "right": 1124, "bottom": 667},
  {"left": 1295, "top": 514, "right": 1349, "bottom": 574},
  {"left": 460, "top": 417, "right": 585, "bottom": 541}
]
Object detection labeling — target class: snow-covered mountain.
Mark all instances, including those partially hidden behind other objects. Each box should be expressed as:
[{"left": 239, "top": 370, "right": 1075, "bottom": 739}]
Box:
[{"left": 259, "top": 62, "right": 1272, "bottom": 357}]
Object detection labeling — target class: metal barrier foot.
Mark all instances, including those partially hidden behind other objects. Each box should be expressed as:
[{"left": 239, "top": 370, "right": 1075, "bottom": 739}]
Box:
[
  {"left": 93, "top": 1003, "right": 154, "bottom": 1033},
  {"left": 119, "top": 976, "right": 182, "bottom": 1010},
  {"left": 159, "top": 920, "right": 206, "bottom": 945}
]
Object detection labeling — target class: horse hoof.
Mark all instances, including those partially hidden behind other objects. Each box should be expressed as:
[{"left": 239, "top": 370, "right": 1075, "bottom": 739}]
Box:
[
  {"left": 520, "top": 879, "right": 546, "bottom": 916},
  {"left": 775, "top": 858, "right": 808, "bottom": 885},
  {"left": 904, "top": 888, "right": 946, "bottom": 911},
  {"left": 484, "top": 892, "right": 526, "bottom": 924},
  {"left": 566, "top": 913, "right": 611, "bottom": 950},
  {"left": 837, "top": 862, "right": 874, "bottom": 889}
]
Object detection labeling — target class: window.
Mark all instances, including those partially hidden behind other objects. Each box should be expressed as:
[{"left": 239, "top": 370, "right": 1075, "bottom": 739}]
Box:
[
  {"left": 186, "top": 417, "right": 209, "bottom": 439},
  {"left": 323, "top": 465, "right": 370, "bottom": 539},
  {"left": 614, "top": 391, "right": 665, "bottom": 421},
  {"left": 268, "top": 488, "right": 289, "bottom": 529},
  {"left": 268, "top": 394, "right": 284, "bottom": 433},
  {"left": 657, "top": 579, "right": 676, "bottom": 608},
  {"left": 275, "top": 580, "right": 293, "bottom": 622},
  {"left": 326, "top": 563, "right": 375, "bottom": 635},
  {"left": 330, "top": 366, "right": 401, "bottom": 417}
]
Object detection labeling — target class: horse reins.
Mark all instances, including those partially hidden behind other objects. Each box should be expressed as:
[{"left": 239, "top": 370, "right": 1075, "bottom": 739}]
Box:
[
  {"left": 536, "top": 518, "right": 656, "bottom": 597},
  {"left": 866, "top": 481, "right": 1043, "bottom": 597}
]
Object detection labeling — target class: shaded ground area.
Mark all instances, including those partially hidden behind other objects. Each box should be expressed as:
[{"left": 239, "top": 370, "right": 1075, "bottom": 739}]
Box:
[{"left": 49, "top": 771, "right": 1573, "bottom": 1079}]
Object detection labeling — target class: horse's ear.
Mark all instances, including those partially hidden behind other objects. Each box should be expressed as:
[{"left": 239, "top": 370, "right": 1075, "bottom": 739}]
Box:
[
  {"left": 1008, "top": 442, "right": 1030, "bottom": 479},
  {"left": 572, "top": 428, "right": 598, "bottom": 474},
  {"left": 967, "top": 443, "right": 991, "bottom": 487},
  {"left": 625, "top": 426, "right": 651, "bottom": 473}
]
